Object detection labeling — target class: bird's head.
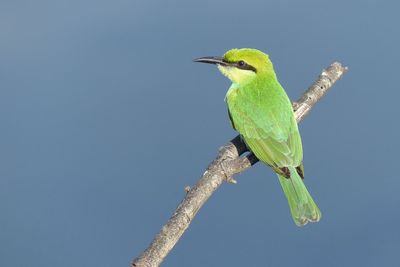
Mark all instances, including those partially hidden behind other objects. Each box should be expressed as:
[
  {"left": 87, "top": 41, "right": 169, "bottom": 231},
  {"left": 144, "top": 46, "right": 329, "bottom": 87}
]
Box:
[{"left": 194, "top": 48, "right": 274, "bottom": 84}]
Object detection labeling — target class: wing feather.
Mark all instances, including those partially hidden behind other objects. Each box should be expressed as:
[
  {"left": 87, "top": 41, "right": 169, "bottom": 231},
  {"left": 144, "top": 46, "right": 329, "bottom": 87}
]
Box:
[{"left": 227, "top": 80, "right": 302, "bottom": 168}]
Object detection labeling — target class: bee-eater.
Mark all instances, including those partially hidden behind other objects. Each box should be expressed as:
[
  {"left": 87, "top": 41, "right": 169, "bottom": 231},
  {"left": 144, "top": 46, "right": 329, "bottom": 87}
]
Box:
[{"left": 194, "top": 48, "right": 321, "bottom": 226}]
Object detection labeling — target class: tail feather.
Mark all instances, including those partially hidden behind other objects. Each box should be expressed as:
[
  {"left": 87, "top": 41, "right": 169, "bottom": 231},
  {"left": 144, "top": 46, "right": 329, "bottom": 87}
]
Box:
[{"left": 278, "top": 166, "right": 321, "bottom": 226}]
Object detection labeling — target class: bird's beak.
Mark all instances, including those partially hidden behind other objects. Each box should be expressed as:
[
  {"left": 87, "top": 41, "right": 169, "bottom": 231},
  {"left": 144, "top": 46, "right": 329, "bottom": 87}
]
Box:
[{"left": 193, "top": 56, "right": 228, "bottom": 66}]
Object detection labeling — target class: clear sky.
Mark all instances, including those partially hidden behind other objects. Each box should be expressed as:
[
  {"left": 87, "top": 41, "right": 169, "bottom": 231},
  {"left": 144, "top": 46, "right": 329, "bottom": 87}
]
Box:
[{"left": 1, "top": 0, "right": 399, "bottom": 266}]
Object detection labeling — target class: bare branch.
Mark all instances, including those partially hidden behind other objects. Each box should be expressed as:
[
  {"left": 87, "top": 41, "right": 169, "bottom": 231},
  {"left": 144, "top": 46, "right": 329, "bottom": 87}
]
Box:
[{"left": 132, "top": 62, "right": 348, "bottom": 267}]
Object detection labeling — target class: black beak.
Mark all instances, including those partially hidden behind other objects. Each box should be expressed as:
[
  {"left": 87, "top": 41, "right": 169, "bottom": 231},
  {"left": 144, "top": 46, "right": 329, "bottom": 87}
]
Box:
[{"left": 193, "top": 56, "right": 227, "bottom": 66}]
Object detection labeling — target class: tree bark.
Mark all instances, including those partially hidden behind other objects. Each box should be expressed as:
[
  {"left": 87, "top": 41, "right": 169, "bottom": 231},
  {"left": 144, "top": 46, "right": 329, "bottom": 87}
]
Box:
[{"left": 132, "top": 62, "right": 348, "bottom": 267}]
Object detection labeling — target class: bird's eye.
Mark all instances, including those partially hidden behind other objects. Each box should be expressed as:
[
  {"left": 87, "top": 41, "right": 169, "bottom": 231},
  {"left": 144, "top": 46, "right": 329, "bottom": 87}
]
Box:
[{"left": 238, "top": 60, "right": 245, "bottom": 66}]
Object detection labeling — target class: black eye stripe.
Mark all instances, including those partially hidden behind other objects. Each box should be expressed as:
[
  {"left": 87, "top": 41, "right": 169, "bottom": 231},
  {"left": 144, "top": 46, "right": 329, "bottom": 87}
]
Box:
[
  {"left": 222, "top": 59, "right": 257, "bottom": 72},
  {"left": 235, "top": 60, "right": 257, "bottom": 72}
]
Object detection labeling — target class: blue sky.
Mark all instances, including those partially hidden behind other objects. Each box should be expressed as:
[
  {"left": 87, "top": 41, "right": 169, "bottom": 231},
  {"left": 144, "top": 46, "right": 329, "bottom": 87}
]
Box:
[{"left": 1, "top": 0, "right": 399, "bottom": 266}]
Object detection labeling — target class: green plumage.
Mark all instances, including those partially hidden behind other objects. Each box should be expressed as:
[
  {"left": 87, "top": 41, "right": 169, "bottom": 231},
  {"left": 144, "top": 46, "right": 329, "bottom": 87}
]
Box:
[{"left": 196, "top": 48, "right": 321, "bottom": 226}]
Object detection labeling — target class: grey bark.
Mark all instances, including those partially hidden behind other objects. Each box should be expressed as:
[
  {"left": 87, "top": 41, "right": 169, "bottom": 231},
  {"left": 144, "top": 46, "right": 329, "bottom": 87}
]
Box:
[{"left": 132, "top": 62, "right": 348, "bottom": 267}]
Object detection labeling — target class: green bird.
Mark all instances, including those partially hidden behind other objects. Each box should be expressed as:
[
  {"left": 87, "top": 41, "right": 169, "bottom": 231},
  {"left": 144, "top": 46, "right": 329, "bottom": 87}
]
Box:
[{"left": 194, "top": 48, "right": 321, "bottom": 226}]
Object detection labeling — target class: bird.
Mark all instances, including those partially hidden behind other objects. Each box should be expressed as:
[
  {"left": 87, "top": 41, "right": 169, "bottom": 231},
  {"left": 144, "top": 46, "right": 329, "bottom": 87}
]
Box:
[{"left": 194, "top": 48, "right": 321, "bottom": 226}]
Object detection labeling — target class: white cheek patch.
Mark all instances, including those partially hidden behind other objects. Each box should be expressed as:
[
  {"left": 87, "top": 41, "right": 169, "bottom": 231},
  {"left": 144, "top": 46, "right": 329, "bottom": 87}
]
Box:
[
  {"left": 217, "top": 65, "right": 231, "bottom": 78},
  {"left": 217, "top": 65, "right": 256, "bottom": 84}
]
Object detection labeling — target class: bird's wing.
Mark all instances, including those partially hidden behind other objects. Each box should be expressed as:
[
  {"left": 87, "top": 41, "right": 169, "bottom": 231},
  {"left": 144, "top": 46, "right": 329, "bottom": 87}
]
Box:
[{"left": 228, "top": 85, "right": 303, "bottom": 168}]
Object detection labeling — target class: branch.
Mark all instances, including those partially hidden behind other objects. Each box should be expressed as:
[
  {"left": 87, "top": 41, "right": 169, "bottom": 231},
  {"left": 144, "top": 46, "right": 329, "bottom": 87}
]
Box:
[{"left": 132, "top": 62, "right": 348, "bottom": 267}]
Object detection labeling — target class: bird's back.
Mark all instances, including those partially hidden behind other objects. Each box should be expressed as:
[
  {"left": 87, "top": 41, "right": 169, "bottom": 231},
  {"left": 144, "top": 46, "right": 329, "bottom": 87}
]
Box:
[{"left": 226, "top": 76, "right": 303, "bottom": 168}]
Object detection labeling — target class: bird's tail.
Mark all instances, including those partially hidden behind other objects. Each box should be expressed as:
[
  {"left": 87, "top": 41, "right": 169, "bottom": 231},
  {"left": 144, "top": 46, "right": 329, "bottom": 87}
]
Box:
[{"left": 278, "top": 166, "right": 321, "bottom": 226}]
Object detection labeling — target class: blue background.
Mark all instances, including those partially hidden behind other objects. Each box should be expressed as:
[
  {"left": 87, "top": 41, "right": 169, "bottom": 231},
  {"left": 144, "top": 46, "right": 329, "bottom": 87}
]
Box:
[{"left": 2, "top": 0, "right": 399, "bottom": 266}]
